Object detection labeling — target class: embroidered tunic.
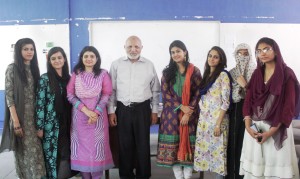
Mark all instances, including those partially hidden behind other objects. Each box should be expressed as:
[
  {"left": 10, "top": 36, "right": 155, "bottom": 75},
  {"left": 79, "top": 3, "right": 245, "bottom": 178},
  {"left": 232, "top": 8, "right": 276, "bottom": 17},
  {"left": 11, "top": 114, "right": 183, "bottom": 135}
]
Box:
[
  {"left": 67, "top": 70, "right": 114, "bottom": 172},
  {"left": 157, "top": 66, "right": 202, "bottom": 167},
  {"left": 5, "top": 64, "right": 46, "bottom": 179}
]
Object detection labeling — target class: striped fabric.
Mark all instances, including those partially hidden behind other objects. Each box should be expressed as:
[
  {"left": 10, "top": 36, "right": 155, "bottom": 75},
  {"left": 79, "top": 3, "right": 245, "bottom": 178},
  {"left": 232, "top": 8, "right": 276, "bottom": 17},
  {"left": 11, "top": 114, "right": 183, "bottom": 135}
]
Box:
[{"left": 67, "top": 70, "right": 114, "bottom": 172}]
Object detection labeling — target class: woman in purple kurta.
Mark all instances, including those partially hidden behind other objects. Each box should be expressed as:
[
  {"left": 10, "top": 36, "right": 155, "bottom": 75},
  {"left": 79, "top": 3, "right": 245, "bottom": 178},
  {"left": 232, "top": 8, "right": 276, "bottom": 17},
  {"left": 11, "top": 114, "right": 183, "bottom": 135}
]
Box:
[
  {"left": 157, "top": 40, "right": 202, "bottom": 179},
  {"left": 67, "top": 46, "right": 114, "bottom": 179}
]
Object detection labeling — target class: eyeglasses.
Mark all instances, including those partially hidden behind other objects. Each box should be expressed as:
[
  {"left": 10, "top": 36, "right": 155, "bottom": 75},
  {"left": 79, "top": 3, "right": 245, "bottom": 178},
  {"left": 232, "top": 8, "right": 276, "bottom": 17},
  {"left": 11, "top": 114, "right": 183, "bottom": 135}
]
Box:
[{"left": 255, "top": 47, "right": 273, "bottom": 56}]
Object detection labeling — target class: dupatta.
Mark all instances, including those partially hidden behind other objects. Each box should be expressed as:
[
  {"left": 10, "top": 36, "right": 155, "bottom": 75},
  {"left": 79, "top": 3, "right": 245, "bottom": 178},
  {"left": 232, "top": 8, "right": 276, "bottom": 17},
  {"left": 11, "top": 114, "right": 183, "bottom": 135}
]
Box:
[
  {"left": 244, "top": 40, "right": 300, "bottom": 149},
  {"left": 0, "top": 64, "right": 25, "bottom": 154},
  {"left": 177, "top": 63, "right": 194, "bottom": 161}
]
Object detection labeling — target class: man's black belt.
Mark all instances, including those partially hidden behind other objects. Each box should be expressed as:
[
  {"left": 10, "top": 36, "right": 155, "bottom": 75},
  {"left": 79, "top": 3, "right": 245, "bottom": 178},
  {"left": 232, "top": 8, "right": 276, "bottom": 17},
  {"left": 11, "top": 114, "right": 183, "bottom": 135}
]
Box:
[
  {"left": 128, "top": 102, "right": 144, "bottom": 108},
  {"left": 118, "top": 100, "right": 149, "bottom": 108}
]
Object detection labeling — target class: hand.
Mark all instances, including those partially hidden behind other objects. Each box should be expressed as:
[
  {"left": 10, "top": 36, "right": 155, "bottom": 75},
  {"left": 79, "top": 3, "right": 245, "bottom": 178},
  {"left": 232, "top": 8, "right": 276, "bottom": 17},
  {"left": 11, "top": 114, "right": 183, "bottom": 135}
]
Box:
[
  {"left": 14, "top": 126, "right": 24, "bottom": 138},
  {"left": 82, "top": 107, "right": 98, "bottom": 119},
  {"left": 180, "top": 114, "right": 190, "bottom": 126},
  {"left": 109, "top": 113, "right": 117, "bottom": 127},
  {"left": 246, "top": 126, "right": 259, "bottom": 139},
  {"left": 86, "top": 110, "right": 98, "bottom": 119},
  {"left": 214, "top": 125, "right": 221, "bottom": 137},
  {"left": 257, "top": 131, "right": 272, "bottom": 144},
  {"left": 87, "top": 116, "right": 98, "bottom": 124},
  {"left": 13, "top": 119, "right": 23, "bottom": 137},
  {"left": 244, "top": 117, "right": 258, "bottom": 139},
  {"left": 151, "top": 113, "right": 158, "bottom": 125},
  {"left": 236, "top": 76, "right": 247, "bottom": 88},
  {"left": 37, "top": 130, "right": 43, "bottom": 138},
  {"left": 180, "top": 105, "right": 194, "bottom": 115}
]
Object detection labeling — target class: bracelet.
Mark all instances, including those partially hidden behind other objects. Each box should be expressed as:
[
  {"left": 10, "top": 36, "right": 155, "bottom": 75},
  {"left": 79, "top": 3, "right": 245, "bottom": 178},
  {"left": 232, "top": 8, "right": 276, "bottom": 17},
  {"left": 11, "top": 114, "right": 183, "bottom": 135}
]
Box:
[
  {"left": 173, "top": 104, "right": 182, "bottom": 112},
  {"left": 14, "top": 126, "right": 21, "bottom": 130}
]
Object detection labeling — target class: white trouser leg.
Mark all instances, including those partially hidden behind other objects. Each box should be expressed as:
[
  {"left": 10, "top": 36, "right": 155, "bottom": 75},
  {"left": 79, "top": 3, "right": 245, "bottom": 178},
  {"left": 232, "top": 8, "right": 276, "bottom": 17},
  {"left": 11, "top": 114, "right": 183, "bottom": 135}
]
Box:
[
  {"left": 183, "top": 167, "right": 193, "bottom": 179},
  {"left": 172, "top": 165, "right": 184, "bottom": 179}
]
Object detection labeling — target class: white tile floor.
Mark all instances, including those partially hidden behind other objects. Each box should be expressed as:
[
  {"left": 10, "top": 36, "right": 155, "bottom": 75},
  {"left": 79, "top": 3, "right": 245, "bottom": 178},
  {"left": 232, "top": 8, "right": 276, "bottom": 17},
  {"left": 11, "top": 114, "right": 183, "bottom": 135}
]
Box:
[
  {"left": 0, "top": 130, "right": 216, "bottom": 179},
  {"left": 0, "top": 152, "right": 216, "bottom": 179}
]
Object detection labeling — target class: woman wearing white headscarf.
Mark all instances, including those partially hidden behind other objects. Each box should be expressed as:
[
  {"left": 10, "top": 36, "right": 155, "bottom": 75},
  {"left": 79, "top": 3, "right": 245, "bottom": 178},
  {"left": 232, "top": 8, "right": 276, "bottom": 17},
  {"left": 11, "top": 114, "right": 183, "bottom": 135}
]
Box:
[{"left": 226, "top": 43, "right": 256, "bottom": 179}]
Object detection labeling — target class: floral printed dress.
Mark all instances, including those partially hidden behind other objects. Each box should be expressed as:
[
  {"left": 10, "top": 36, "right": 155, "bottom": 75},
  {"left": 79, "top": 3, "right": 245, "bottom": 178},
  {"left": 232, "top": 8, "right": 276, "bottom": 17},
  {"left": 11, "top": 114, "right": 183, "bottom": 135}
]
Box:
[{"left": 194, "top": 72, "right": 231, "bottom": 176}]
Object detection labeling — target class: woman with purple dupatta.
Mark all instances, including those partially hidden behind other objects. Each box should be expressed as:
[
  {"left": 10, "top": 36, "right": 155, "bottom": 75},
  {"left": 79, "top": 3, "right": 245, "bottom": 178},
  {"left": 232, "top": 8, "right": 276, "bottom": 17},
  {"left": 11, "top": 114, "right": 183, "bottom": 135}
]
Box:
[
  {"left": 67, "top": 46, "right": 114, "bottom": 179},
  {"left": 240, "top": 37, "right": 300, "bottom": 179}
]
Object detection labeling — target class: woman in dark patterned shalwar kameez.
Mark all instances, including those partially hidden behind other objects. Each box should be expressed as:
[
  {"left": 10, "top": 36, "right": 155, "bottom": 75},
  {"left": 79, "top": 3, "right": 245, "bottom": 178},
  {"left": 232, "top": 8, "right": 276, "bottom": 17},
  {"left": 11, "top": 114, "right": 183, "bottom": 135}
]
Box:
[
  {"left": 0, "top": 38, "right": 46, "bottom": 179},
  {"left": 157, "top": 40, "right": 202, "bottom": 179}
]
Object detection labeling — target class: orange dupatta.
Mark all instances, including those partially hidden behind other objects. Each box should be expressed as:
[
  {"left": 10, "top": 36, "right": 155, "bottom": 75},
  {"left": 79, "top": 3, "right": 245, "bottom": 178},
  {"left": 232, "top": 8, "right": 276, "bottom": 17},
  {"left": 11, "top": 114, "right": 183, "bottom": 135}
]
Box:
[{"left": 177, "top": 63, "right": 194, "bottom": 161}]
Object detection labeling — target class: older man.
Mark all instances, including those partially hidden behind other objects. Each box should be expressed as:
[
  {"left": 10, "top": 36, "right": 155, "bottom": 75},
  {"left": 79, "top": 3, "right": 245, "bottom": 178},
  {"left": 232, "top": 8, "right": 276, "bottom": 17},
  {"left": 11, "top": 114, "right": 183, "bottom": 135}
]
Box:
[{"left": 108, "top": 36, "right": 160, "bottom": 179}]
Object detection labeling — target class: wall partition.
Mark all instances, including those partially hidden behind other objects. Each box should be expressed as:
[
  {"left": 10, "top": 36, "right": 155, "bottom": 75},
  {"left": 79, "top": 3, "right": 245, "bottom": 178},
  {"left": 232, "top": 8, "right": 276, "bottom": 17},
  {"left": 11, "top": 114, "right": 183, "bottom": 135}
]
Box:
[
  {"left": 90, "top": 21, "right": 220, "bottom": 78},
  {"left": 220, "top": 23, "right": 300, "bottom": 78},
  {"left": 0, "top": 24, "right": 70, "bottom": 124},
  {"left": 89, "top": 21, "right": 300, "bottom": 79}
]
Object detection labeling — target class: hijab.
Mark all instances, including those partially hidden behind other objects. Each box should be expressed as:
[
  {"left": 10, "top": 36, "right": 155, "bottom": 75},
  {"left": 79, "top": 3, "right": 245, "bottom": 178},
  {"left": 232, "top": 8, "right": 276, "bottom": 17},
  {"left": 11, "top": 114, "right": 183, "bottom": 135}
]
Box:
[
  {"left": 245, "top": 38, "right": 300, "bottom": 149},
  {"left": 230, "top": 43, "right": 256, "bottom": 103}
]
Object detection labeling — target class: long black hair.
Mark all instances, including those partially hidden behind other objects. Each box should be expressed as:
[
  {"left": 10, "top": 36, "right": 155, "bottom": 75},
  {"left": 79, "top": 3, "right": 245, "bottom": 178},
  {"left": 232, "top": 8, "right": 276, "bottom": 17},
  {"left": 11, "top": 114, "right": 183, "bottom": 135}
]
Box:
[
  {"left": 46, "top": 47, "right": 70, "bottom": 93},
  {"left": 199, "top": 46, "right": 227, "bottom": 90},
  {"left": 73, "top": 46, "right": 102, "bottom": 77},
  {"left": 14, "top": 38, "right": 40, "bottom": 85},
  {"left": 162, "top": 40, "right": 190, "bottom": 85}
]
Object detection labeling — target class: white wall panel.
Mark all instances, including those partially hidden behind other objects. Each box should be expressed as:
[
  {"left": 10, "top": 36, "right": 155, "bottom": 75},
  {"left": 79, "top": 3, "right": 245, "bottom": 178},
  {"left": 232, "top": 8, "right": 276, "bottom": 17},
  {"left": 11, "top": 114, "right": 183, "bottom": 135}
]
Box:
[
  {"left": 220, "top": 23, "right": 300, "bottom": 78},
  {"left": 0, "top": 24, "right": 70, "bottom": 89},
  {"left": 90, "top": 21, "right": 220, "bottom": 79}
]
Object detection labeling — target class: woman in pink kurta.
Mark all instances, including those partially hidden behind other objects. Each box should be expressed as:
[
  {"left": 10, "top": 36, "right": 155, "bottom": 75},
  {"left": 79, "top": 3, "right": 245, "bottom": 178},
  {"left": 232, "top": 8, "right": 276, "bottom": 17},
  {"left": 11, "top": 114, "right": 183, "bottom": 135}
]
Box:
[{"left": 67, "top": 46, "right": 114, "bottom": 179}]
